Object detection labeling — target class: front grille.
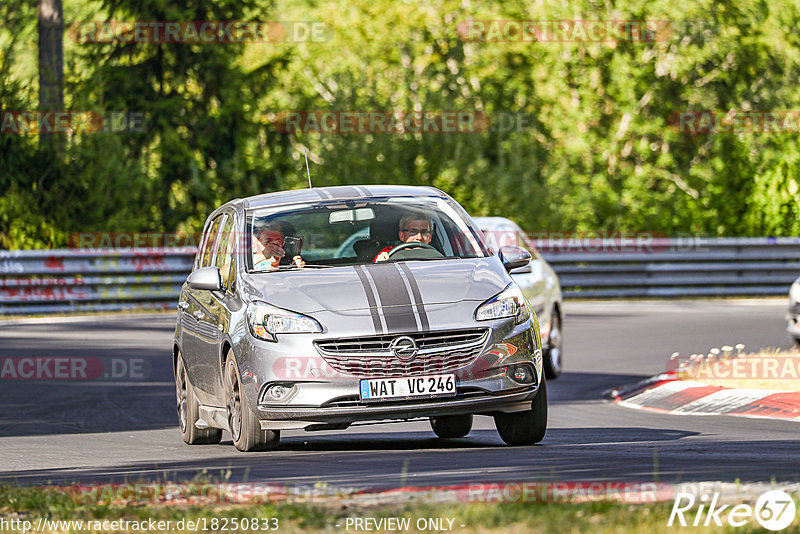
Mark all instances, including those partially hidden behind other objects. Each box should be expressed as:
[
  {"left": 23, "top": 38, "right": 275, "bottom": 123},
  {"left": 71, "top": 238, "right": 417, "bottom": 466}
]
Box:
[{"left": 314, "top": 328, "right": 489, "bottom": 378}]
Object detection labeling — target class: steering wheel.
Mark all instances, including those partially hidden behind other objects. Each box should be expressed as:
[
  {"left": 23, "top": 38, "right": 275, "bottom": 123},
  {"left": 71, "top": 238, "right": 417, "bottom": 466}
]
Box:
[{"left": 387, "top": 241, "right": 440, "bottom": 257}]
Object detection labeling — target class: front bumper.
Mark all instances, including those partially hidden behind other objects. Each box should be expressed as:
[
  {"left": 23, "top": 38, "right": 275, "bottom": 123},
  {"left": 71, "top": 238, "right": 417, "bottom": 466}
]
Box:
[
  {"left": 256, "top": 386, "right": 539, "bottom": 429},
  {"left": 236, "top": 317, "right": 542, "bottom": 429}
]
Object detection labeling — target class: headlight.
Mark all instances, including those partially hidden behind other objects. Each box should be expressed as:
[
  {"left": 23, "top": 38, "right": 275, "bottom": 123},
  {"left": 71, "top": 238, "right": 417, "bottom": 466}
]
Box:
[
  {"left": 247, "top": 301, "right": 323, "bottom": 342},
  {"left": 791, "top": 280, "right": 800, "bottom": 304},
  {"left": 474, "top": 283, "right": 531, "bottom": 323}
]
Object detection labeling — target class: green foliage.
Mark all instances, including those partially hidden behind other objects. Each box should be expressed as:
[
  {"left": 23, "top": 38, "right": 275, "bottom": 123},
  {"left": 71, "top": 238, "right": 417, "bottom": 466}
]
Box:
[{"left": 2, "top": 0, "right": 800, "bottom": 248}]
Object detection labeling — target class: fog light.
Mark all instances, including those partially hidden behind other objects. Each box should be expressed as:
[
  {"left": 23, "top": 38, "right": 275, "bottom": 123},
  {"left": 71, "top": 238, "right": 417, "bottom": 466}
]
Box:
[
  {"left": 265, "top": 384, "right": 291, "bottom": 401},
  {"left": 513, "top": 366, "right": 528, "bottom": 382},
  {"left": 509, "top": 364, "right": 535, "bottom": 384}
]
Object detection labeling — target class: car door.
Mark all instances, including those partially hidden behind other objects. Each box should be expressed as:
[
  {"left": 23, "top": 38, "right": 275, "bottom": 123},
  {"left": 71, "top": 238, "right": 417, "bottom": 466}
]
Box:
[
  {"left": 190, "top": 212, "right": 239, "bottom": 399},
  {"left": 181, "top": 213, "right": 226, "bottom": 400},
  {"left": 179, "top": 215, "right": 221, "bottom": 369}
]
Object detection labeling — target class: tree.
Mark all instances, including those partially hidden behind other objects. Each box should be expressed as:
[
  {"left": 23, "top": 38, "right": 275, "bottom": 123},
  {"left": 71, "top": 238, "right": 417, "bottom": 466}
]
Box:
[{"left": 37, "top": 0, "right": 63, "bottom": 142}]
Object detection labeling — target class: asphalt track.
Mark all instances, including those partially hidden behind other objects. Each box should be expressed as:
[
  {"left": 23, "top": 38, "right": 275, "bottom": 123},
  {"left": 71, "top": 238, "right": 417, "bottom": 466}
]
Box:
[{"left": 1, "top": 299, "right": 798, "bottom": 489}]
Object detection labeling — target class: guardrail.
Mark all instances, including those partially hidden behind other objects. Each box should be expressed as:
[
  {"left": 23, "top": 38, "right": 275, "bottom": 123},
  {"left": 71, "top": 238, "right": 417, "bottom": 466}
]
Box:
[
  {"left": 0, "top": 238, "right": 797, "bottom": 314},
  {"left": 540, "top": 237, "right": 800, "bottom": 298},
  {"left": 0, "top": 248, "right": 195, "bottom": 315}
]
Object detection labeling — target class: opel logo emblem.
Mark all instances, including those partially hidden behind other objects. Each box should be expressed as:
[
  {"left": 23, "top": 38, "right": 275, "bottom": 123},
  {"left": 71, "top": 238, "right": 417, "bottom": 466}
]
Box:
[{"left": 389, "top": 336, "right": 419, "bottom": 361}]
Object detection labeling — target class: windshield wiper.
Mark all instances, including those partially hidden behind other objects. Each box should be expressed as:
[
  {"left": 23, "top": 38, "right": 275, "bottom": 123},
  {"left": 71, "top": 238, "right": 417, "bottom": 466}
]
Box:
[
  {"left": 385, "top": 256, "right": 459, "bottom": 263},
  {"left": 272, "top": 264, "right": 333, "bottom": 270}
]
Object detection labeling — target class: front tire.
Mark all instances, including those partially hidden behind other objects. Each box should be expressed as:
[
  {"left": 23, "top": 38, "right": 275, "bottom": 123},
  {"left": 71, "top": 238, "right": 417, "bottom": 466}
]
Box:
[
  {"left": 224, "top": 352, "right": 280, "bottom": 452},
  {"left": 175, "top": 353, "right": 222, "bottom": 445},
  {"left": 494, "top": 378, "right": 547, "bottom": 446},
  {"left": 542, "top": 311, "right": 563, "bottom": 379},
  {"left": 430, "top": 415, "right": 473, "bottom": 438}
]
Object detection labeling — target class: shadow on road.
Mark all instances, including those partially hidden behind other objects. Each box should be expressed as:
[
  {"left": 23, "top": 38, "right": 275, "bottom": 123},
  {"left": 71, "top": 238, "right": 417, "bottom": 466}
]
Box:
[
  {"left": 0, "top": 370, "right": 641, "bottom": 438},
  {"left": 0, "top": 426, "right": 716, "bottom": 487},
  {"left": 0, "top": 380, "right": 177, "bottom": 438}
]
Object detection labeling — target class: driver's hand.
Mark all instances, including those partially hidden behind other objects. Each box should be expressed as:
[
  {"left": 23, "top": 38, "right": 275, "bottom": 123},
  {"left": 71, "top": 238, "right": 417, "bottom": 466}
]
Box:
[
  {"left": 292, "top": 255, "right": 305, "bottom": 268},
  {"left": 264, "top": 243, "right": 285, "bottom": 260},
  {"left": 374, "top": 251, "right": 390, "bottom": 262}
]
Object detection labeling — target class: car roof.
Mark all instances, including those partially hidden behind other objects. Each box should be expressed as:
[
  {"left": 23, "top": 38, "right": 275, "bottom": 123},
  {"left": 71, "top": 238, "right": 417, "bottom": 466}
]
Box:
[{"left": 239, "top": 185, "right": 447, "bottom": 210}]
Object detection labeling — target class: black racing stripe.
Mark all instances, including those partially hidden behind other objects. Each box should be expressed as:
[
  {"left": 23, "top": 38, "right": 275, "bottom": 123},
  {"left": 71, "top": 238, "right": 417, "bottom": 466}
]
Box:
[
  {"left": 324, "top": 186, "right": 362, "bottom": 199},
  {"left": 354, "top": 266, "right": 382, "bottom": 333},
  {"left": 364, "top": 263, "right": 417, "bottom": 333},
  {"left": 354, "top": 185, "right": 372, "bottom": 197},
  {"left": 397, "top": 263, "right": 430, "bottom": 331},
  {"left": 313, "top": 188, "right": 331, "bottom": 200}
]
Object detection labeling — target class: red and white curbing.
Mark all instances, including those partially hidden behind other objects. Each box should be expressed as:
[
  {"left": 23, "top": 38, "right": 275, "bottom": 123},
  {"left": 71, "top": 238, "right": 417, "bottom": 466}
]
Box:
[{"left": 609, "top": 372, "right": 800, "bottom": 421}]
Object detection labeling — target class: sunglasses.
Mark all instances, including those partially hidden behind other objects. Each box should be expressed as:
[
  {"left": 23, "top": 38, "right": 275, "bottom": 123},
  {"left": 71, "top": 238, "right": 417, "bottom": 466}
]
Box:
[{"left": 402, "top": 228, "right": 432, "bottom": 237}]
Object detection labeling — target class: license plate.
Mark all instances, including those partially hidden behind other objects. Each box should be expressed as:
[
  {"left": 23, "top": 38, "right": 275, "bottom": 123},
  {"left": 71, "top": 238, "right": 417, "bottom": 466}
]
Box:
[{"left": 359, "top": 374, "right": 456, "bottom": 401}]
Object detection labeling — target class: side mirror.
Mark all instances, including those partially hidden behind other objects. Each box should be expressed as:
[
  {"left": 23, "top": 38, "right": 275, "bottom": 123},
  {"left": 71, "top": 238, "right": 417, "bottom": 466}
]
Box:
[
  {"left": 510, "top": 263, "right": 532, "bottom": 274},
  {"left": 187, "top": 266, "right": 222, "bottom": 291},
  {"left": 498, "top": 246, "right": 532, "bottom": 272}
]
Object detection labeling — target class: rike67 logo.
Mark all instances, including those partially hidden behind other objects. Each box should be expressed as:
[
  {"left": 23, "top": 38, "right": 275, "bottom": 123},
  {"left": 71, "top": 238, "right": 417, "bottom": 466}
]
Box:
[{"left": 669, "top": 490, "right": 796, "bottom": 531}]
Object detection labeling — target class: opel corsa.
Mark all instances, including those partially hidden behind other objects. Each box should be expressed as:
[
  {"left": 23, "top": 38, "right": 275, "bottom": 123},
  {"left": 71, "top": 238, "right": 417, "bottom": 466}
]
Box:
[{"left": 173, "top": 185, "right": 547, "bottom": 451}]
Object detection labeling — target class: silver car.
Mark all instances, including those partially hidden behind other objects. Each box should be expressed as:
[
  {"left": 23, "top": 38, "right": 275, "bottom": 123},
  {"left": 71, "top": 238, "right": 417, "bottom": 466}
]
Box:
[
  {"left": 788, "top": 276, "right": 800, "bottom": 344},
  {"left": 173, "top": 185, "right": 547, "bottom": 451},
  {"left": 474, "top": 217, "right": 563, "bottom": 379}
]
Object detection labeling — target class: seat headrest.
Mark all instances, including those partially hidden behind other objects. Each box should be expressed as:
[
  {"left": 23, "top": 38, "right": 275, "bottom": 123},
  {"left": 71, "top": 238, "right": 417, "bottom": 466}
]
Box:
[{"left": 369, "top": 215, "right": 401, "bottom": 243}]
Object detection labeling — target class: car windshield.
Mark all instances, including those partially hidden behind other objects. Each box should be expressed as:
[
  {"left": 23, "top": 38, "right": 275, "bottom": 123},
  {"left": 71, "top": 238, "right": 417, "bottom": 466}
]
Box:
[{"left": 245, "top": 196, "right": 489, "bottom": 271}]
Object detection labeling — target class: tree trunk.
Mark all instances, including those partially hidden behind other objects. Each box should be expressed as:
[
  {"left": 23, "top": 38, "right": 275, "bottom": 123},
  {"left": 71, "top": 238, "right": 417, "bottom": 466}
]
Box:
[{"left": 37, "top": 0, "right": 63, "bottom": 144}]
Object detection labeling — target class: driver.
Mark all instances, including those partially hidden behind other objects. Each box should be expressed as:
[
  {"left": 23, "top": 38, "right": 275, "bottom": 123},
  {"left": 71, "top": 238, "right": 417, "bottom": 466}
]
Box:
[
  {"left": 374, "top": 213, "right": 433, "bottom": 262},
  {"left": 252, "top": 222, "right": 305, "bottom": 270}
]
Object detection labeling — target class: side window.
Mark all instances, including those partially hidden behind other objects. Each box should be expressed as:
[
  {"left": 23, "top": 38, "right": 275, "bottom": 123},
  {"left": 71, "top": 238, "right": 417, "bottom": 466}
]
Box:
[
  {"left": 214, "top": 215, "right": 235, "bottom": 290},
  {"left": 199, "top": 216, "right": 224, "bottom": 268}
]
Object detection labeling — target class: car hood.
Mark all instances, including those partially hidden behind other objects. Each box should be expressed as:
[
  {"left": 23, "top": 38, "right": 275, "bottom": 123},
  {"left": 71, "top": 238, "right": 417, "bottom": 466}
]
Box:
[{"left": 241, "top": 258, "right": 510, "bottom": 314}]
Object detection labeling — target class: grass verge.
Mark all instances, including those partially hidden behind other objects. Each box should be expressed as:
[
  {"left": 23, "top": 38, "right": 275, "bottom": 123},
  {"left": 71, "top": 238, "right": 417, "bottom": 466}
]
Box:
[{"left": 1, "top": 484, "right": 799, "bottom": 533}]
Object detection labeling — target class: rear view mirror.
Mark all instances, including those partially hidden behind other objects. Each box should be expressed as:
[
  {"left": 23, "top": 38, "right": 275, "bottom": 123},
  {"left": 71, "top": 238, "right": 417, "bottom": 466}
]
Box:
[
  {"left": 187, "top": 266, "right": 222, "bottom": 291},
  {"left": 498, "top": 246, "right": 532, "bottom": 272},
  {"left": 329, "top": 207, "right": 375, "bottom": 224}
]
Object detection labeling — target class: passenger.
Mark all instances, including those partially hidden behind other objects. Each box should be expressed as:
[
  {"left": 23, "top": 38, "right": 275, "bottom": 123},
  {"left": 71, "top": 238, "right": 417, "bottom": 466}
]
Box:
[
  {"left": 374, "top": 213, "right": 434, "bottom": 262},
  {"left": 252, "top": 222, "right": 305, "bottom": 270}
]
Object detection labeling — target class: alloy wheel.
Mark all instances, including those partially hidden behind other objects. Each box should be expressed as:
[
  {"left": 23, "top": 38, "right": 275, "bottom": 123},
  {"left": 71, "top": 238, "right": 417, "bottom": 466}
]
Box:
[
  {"left": 225, "top": 359, "right": 243, "bottom": 442},
  {"left": 175, "top": 358, "right": 188, "bottom": 433},
  {"left": 548, "top": 314, "right": 563, "bottom": 374}
]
